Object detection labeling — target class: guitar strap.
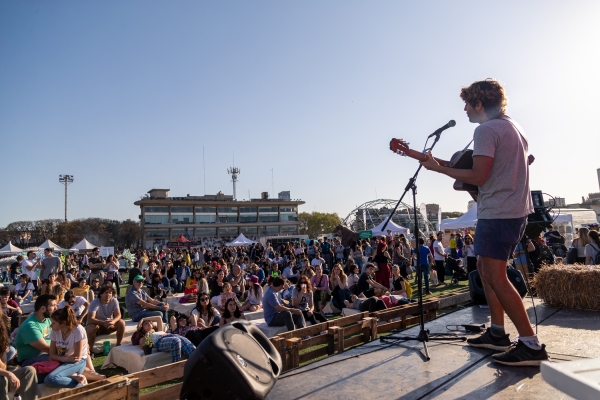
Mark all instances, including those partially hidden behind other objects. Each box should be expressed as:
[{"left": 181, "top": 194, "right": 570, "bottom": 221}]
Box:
[{"left": 463, "top": 115, "right": 528, "bottom": 151}]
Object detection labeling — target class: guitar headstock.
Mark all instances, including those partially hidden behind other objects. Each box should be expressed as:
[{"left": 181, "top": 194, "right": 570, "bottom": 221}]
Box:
[{"left": 389, "top": 138, "right": 410, "bottom": 156}]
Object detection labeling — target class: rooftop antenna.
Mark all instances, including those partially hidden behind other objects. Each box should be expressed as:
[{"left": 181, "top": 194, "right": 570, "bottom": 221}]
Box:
[
  {"left": 271, "top": 168, "right": 275, "bottom": 199},
  {"left": 228, "top": 153, "right": 240, "bottom": 200}
]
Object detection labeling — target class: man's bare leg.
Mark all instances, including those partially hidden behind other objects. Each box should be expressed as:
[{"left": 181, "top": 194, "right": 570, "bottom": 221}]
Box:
[{"left": 478, "top": 256, "right": 534, "bottom": 337}]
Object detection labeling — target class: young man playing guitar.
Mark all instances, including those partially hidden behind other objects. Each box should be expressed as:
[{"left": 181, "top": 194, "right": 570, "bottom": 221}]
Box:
[{"left": 420, "top": 79, "right": 548, "bottom": 366}]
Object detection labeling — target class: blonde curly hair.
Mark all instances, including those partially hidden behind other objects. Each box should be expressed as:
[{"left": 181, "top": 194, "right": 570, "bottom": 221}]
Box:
[{"left": 460, "top": 78, "right": 508, "bottom": 118}]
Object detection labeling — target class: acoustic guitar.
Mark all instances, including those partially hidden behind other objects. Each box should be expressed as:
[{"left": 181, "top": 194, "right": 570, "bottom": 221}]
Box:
[{"left": 389, "top": 138, "right": 479, "bottom": 201}]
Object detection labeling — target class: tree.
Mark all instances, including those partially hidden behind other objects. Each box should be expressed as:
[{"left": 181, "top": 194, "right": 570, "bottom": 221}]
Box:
[{"left": 298, "top": 212, "right": 342, "bottom": 238}]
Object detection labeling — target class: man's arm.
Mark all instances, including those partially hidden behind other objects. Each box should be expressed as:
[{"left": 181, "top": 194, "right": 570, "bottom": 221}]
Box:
[
  {"left": 29, "top": 339, "right": 50, "bottom": 354},
  {"left": 421, "top": 154, "right": 494, "bottom": 187}
]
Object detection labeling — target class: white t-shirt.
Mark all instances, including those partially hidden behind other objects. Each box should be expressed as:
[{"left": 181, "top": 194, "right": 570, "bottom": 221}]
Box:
[
  {"left": 58, "top": 296, "right": 88, "bottom": 317},
  {"left": 311, "top": 258, "right": 324, "bottom": 268},
  {"left": 191, "top": 308, "right": 221, "bottom": 325},
  {"left": 465, "top": 244, "right": 476, "bottom": 258},
  {"left": 433, "top": 241, "right": 446, "bottom": 261},
  {"left": 15, "top": 282, "right": 35, "bottom": 297},
  {"left": 21, "top": 259, "right": 39, "bottom": 281},
  {"left": 50, "top": 325, "right": 89, "bottom": 360},
  {"left": 585, "top": 243, "right": 600, "bottom": 265}
]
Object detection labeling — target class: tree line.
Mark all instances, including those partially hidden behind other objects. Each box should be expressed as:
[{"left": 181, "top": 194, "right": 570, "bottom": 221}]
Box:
[{"left": 0, "top": 218, "right": 141, "bottom": 250}]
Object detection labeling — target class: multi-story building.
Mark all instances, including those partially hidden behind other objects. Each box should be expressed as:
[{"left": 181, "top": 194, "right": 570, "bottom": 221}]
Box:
[{"left": 134, "top": 189, "right": 305, "bottom": 249}]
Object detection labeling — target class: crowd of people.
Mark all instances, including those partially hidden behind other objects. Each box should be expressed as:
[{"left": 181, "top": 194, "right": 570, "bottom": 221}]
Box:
[{"left": 1, "top": 221, "right": 599, "bottom": 397}]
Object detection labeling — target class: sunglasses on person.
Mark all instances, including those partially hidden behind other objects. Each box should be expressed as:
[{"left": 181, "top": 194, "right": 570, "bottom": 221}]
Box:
[{"left": 199, "top": 297, "right": 209, "bottom": 301}]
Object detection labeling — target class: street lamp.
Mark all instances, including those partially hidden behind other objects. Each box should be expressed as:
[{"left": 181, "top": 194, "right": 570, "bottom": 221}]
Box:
[{"left": 58, "top": 175, "right": 74, "bottom": 222}]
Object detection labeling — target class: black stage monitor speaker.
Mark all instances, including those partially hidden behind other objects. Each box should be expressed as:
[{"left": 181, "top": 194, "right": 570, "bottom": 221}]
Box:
[
  {"left": 180, "top": 321, "right": 282, "bottom": 400},
  {"left": 468, "top": 268, "right": 528, "bottom": 304}
]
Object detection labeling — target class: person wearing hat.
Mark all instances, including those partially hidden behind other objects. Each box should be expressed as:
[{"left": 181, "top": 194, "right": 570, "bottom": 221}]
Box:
[
  {"left": 125, "top": 275, "right": 169, "bottom": 324},
  {"left": 589, "top": 222, "right": 599, "bottom": 232},
  {"left": 354, "top": 263, "right": 389, "bottom": 298}
]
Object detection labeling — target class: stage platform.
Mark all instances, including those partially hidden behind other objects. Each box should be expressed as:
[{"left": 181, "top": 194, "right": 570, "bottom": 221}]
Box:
[{"left": 268, "top": 298, "right": 600, "bottom": 399}]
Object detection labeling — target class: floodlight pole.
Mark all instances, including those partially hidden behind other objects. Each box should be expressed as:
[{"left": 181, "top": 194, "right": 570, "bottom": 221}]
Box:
[{"left": 58, "top": 175, "right": 74, "bottom": 222}]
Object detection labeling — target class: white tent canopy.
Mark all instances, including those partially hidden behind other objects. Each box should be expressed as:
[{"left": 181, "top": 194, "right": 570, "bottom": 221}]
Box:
[
  {"left": 72, "top": 239, "right": 98, "bottom": 251},
  {"left": 440, "top": 204, "right": 478, "bottom": 230},
  {"left": 0, "top": 242, "right": 23, "bottom": 255},
  {"left": 37, "top": 239, "right": 66, "bottom": 251},
  {"left": 370, "top": 219, "right": 410, "bottom": 237},
  {"left": 226, "top": 234, "right": 257, "bottom": 247}
]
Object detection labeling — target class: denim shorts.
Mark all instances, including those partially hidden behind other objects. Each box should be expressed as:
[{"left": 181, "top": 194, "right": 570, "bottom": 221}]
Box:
[{"left": 474, "top": 217, "right": 527, "bottom": 261}]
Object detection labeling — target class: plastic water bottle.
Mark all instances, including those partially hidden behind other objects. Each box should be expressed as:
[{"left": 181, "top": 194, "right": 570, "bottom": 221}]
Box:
[
  {"left": 103, "top": 341, "right": 111, "bottom": 356},
  {"left": 15, "top": 396, "right": 21, "bottom": 400}
]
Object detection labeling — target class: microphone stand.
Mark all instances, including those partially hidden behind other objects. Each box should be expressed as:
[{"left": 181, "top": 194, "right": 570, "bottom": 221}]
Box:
[{"left": 379, "top": 130, "right": 465, "bottom": 361}]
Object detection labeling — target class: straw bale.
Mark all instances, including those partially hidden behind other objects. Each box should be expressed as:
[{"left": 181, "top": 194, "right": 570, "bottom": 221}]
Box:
[{"left": 533, "top": 263, "right": 600, "bottom": 310}]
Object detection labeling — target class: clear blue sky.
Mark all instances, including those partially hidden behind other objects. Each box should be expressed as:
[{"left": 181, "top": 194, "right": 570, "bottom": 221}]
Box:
[{"left": 1, "top": 1, "right": 599, "bottom": 227}]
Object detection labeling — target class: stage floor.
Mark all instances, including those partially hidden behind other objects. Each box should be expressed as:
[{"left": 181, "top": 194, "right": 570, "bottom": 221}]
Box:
[{"left": 268, "top": 298, "right": 600, "bottom": 400}]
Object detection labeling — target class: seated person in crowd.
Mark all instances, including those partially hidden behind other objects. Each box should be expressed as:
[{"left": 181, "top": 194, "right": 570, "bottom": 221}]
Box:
[
  {"left": 132, "top": 316, "right": 195, "bottom": 363},
  {"left": 262, "top": 277, "right": 305, "bottom": 331},
  {"left": 14, "top": 294, "right": 58, "bottom": 367},
  {"left": 168, "top": 314, "right": 217, "bottom": 347},
  {"left": 282, "top": 260, "right": 299, "bottom": 284},
  {"left": 72, "top": 277, "right": 92, "bottom": 299},
  {"left": 176, "top": 261, "right": 192, "bottom": 293},
  {"left": 86, "top": 284, "right": 126, "bottom": 349},
  {"left": 0, "top": 315, "right": 37, "bottom": 399},
  {"left": 241, "top": 275, "right": 263, "bottom": 312},
  {"left": 58, "top": 290, "right": 89, "bottom": 326},
  {"left": 40, "top": 272, "right": 59, "bottom": 296},
  {"left": 190, "top": 293, "right": 221, "bottom": 328},
  {"left": 125, "top": 275, "right": 169, "bottom": 323},
  {"left": 14, "top": 274, "right": 35, "bottom": 304},
  {"left": 45, "top": 307, "right": 88, "bottom": 388},
  {"left": 355, "top": 263, "right": 389, "bottom": 298},
  {"left": 219, "top": 298, "right": 246, "bottom": 326},
  {"left": 0, "top": 287, "right": 22, "bottom": 332},
  {"left": 90, "top": 278, "right": 101, "bottom": 299},
  {"left": 343, "top": 294, "right": 387, "bottom": 313},
  {"left": 292, "top": 277, "right": 328, "bottom": 325},
  {"left": 226, "top": 265, "right": 245, "bottom": 299}
]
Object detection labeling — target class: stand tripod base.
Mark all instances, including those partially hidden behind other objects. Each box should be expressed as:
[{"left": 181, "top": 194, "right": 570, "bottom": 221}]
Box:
[{"left": 380, "top": 328, "right": 466, "bottom": 362}]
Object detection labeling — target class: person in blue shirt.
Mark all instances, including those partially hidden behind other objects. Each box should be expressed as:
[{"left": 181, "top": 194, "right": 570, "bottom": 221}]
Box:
[
  {"left": 262, "top": 277, "right": 305, "bottom": 331},
  {"left": 413, "top": 238, "right": 434, "bottom": 295}
]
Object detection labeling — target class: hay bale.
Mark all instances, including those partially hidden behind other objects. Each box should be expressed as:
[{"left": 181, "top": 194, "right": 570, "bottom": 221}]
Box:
[{"left": 533, "top": 264, "right": 600, "bottom": 310}]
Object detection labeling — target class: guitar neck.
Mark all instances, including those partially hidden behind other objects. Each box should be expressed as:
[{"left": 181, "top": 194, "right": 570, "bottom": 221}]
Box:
[{"left": 401, "top": 148, "right": 447, "bottom": 166}]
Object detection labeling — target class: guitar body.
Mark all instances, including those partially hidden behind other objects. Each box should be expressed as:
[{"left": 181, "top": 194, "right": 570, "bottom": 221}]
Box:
[
  {"left": 448, "top": 149, "right": 478, "bottom": 201},
  {"left": 390, "top": 139, "right": 479, "bottom": 201}
]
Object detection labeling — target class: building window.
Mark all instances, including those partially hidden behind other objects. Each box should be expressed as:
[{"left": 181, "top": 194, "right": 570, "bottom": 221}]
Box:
[
  {"left": 259, "top": 206, "right": 278, "bottom": 213},
  {"left": 171, "top": 215, "right": 193, "bottom": 224},
  {"left": 260, "top": 226, "right": 280, "bottom": 236},
  {"left": 279, "top": 206, "right": 297, "bottom": 213},
  {"left": 241, "top": 226, "right": 258, "bottom": 236},
  {"left": 217, "top": 206, "right": 238, "bottom": 214},
  {"left": 145, "top": 229, "right": 169, "bottom": 237},
  {"left": 280, "top": 213, "right": 297, "bottom": 222},
  {"left": 196, "top": 228, "right": 217, "bottom": 237},
  {"left": 144, "top": 215, "right": 169, "bottom": 224},
  {"left": 196, "top": 215, "right": 216, "bottom": 224},
  {"left": 171, "top": 206, "right": 193, "bottom": 213},
  {"left": 281, "top": 225, "right": 299, "bottom": 235},
  {"left": 195, "top": 206, "right": 216, "bottom": 213},
  {"left": 145, "top": 206, "right": 168, "bottom": 213},
  {"left": 218, "top": 215, "right": 239, "bottom": 223},
  {"left": 240, "top": 215, "right": 258, "bottom": 223},
  {"left": 259, "top": 215, "right": 279, "bottom": 223},
  {"left": 239, "top": 207, "right": 257, "bottom": 213},
  {"left": 219, "top": 227, "right": 239, "bottom": 236}
]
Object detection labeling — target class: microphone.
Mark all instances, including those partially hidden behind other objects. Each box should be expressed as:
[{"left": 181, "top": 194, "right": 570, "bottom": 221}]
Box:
[{"left": 427, "top": 120, "right": 456, "bottom": 138}]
